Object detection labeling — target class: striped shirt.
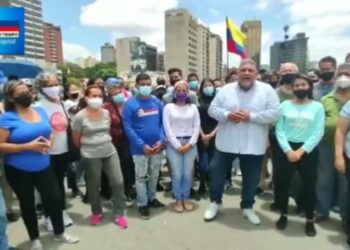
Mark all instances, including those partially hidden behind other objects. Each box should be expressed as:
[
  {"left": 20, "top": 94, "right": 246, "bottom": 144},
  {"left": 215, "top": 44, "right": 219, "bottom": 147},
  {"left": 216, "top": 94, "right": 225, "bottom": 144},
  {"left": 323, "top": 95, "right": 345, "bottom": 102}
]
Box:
[{"left": 209, "top": 81, "right": 279, "bottom": 155}]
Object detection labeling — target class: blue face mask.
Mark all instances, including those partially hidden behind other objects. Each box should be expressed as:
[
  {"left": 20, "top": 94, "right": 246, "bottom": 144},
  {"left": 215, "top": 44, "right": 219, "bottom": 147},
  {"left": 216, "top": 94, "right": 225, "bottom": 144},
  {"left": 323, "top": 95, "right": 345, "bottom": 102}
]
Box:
[
  {"left": 112, "top": 93, "right": 125, "bottom": 104},
  {"left": 138, "top": 86, "right": 152, "bottom": 97},
  {"left": 188, "top": 80, "right": 199, "bottom": 90},
  {"left": 203, "top": 86, "right": 214, "bottom": 97}
]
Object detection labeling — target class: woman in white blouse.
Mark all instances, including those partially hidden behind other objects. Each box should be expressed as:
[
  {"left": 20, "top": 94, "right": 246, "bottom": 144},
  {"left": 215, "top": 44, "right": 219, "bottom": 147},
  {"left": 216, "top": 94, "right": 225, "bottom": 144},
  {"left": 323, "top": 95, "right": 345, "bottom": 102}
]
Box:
[{"left": 163, "top": 81, "right": 200, "bottom": 213}]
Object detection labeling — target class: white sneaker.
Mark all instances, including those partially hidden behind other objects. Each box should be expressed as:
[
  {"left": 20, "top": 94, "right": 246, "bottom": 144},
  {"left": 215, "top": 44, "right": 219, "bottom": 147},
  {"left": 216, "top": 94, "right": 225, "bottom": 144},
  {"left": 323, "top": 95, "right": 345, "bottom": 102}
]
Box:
[
  {"left": 30, "top": 239, "right": 43, "bottom": 250},
  {"left": 54, "top": 233, "right": 80, "bottom": 244},
  {"left": 242, "top": 209, "right": 261, "bottom": 225},
  {"left": 204, "top": 202, "right": 221, "bottom": 221},
  {"left": 43, "top": 217, "right": 53, "bottom": 232},
  {"left": 63, "top": 211, "right": 74, "bottom": 227}
]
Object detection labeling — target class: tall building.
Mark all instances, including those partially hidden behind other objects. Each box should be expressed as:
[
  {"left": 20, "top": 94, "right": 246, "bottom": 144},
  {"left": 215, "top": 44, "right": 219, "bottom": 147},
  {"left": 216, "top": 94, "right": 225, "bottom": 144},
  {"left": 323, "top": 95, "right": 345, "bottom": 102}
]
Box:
[
  {"left": 116, "top": 37, "right": 157, "bottom": 73},
  {"left": 0, "top": 0, "right": 45, "bottom": 60},
  {"left": 157, "top": 52, "right": 165, "bottom": 72},
  {"left": 43, "top": 22, "right": 63, "bottom": 64},
  {"left": 101, "top": 42, "right": 116, "bottom": 64},
  {"left": 241, "top": 20, "right": 262, "bottom": 68},
  {"left": 270, "top": 33, "right": 308, "bottom": 73},
  {"left": 209, "top": 34, "right": 223, "bottom": 79},
  {"left": 165, "top": 8, "right": 222, "bottom": 79},
  {"left": 74, "top": 56, "right": 99, "bottom": 69}
]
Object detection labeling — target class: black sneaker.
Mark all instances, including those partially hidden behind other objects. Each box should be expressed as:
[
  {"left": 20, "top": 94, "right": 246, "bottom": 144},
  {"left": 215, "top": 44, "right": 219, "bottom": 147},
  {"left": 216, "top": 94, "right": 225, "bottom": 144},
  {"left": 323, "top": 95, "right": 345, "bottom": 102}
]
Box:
[
  {"left": 269, "top": 202, "right": 280, "bottom": 211},
  {"left": 6, "top": 212, "right": 19, "bottom": 222},
  {"left": 139, "top": 206, "right": 150, "bottom": 220},
  {"left": 190, "top": 188, "right": 201, "bottom": 201},
  {"left": 276, "top": 215, "right": 288, "bottom": 230},
  {"left": 256, "top": 187, "right": 264, "bottom": 195},
  {"left": 305, "top": 221, "right": 317, "bottom": 237},
  {"left": 156, "top": 183, "right": 165, "bottom": 192},
  {"left": 148, "top": 199, "right": 166, "bottom": 209}
]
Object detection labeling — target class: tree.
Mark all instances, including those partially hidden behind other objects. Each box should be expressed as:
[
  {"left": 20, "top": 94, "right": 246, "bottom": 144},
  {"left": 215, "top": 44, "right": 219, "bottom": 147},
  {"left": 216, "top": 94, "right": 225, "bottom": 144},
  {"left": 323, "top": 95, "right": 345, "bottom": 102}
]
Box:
[
  {"left": 58, "top": 63, "right": 85, "bottom": 85},
  {"left": 84, "top": 63, "right": 117, "bottom": 79}
]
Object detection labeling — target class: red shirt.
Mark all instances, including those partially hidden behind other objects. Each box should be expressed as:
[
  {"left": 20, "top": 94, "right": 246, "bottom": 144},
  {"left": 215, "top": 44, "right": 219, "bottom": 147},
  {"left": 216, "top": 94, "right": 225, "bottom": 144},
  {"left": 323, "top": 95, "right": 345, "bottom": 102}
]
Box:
[{"left": 103, "top": 102, "right": 125, "bottom": 147}]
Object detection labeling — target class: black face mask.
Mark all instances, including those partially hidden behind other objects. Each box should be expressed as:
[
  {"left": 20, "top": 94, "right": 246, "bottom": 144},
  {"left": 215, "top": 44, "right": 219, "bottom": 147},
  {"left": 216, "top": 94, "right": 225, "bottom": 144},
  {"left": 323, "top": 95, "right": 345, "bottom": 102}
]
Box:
[
  {"left": 282, "top": 73, "right": 297, "bottom": 85},
  {"left": 14, "top": 92, "right": 32, "bottom": 107},
  {"left": 293, "top": 89, "right": 310, "bottom": 100},
  {"left": 319, "top": 71, "right": 335, "bottom": 82},
  {"left": 71, "top": 93, "right": 79, "bottom": 99},
  {"left": 269, "top": 81, "right": 278, "bottom": 88}
]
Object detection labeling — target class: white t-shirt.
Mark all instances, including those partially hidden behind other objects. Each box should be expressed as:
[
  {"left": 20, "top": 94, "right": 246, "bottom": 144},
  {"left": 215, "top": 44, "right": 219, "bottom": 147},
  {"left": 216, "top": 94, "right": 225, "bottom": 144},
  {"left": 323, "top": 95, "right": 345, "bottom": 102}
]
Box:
[
  {"left": 37, "top": 98, "right": 68, "bottom": 155},
  {"left": 64, "top": 99, "right": 78, "bottom": 119}
]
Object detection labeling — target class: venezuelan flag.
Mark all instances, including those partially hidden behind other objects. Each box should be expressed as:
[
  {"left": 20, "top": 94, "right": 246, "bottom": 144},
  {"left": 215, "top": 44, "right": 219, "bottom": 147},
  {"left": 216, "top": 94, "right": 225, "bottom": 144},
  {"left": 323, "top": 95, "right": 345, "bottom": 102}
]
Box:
[{"left": 226, "top": 17, "right": 247, "bottom": 59}]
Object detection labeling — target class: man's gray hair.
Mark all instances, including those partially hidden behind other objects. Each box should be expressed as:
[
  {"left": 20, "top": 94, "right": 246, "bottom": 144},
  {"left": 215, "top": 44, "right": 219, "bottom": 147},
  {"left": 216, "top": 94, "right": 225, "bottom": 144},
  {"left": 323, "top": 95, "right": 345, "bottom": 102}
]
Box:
[{"left": 239, "top": 59, "right": 257, "bottom": 70}]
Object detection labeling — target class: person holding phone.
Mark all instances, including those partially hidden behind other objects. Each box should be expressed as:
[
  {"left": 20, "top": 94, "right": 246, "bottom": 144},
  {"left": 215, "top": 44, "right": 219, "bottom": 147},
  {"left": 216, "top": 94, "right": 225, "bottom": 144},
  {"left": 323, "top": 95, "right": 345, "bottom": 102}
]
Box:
[
  {"left": 123, "top": 73, "right": 166, "bottom": 220},
  {"left": 0, "top": 81, "right": 78, "bottom": 250}
]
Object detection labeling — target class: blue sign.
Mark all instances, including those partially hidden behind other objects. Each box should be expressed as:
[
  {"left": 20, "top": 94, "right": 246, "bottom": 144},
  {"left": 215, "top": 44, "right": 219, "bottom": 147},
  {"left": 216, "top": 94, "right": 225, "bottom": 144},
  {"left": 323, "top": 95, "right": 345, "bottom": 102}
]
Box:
[{"left": 0, "top": 7, "right": 25, "bottom": 55}]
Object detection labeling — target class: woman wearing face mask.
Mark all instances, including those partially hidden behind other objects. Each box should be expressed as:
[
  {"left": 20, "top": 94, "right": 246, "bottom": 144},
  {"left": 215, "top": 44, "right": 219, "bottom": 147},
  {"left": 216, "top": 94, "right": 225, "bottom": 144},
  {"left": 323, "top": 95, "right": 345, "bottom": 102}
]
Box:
[
  {"left": 103, "top": 83, "right": 135, "bottom": 207},
  {"left": 72, "top": 85, "right": 127, "bottom": 228},
  {"left": 275, "top": 75, "right": 325, "bottom": 236},
  {"left": 36, "top": 73, "right": 74, "bottom": 231},
  {"left": 187, "top": 73, "right": 200, "bottom": 93},
  {"left": 163, "top": 81, "right": 200, "bottom": 212},
  {"left": 197, "top": 79, "right": 218, "bottom": 195},
  {"left": 62, "top": 84, "right": 84, "bottom": 198},
  {"left": 0, "top": 81, "right": 79, "bottom": 250}
]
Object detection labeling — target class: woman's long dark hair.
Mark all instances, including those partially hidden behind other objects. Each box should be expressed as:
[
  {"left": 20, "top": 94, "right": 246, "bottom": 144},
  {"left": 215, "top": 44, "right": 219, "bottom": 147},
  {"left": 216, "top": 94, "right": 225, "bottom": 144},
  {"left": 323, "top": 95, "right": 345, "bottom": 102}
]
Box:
[
  {"left": 198, "top": 78, "right": 215, "bottom": 109},
  {"left": 4, "top": 81, "right": 24, "bottom": 111}
]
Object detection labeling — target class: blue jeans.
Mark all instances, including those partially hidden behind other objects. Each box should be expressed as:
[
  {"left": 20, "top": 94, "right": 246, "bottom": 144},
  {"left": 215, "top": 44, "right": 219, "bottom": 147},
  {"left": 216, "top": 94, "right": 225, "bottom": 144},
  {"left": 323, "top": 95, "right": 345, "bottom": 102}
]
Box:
[
  {"left": 0, "top": 187, "right": 9, "bottom": 250},
  {"left": 133, "top": 153, "right": 163, "bottom": 207},
  {"left": 316, "top": 142, "right": 347, "bottom": 220},
  {"left": 166, "top": 143, "right": 197, "bottom": 201},
  {"left": 209, "top": 150, "right": 263, "bottom": 209}
]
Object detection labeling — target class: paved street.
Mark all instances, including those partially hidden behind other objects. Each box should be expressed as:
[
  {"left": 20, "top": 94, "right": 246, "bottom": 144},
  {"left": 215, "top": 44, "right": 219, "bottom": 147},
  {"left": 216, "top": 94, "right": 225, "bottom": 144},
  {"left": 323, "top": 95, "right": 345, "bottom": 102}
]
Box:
[{"left": 7, "top": 178, "right": 349, "bottom": 250}]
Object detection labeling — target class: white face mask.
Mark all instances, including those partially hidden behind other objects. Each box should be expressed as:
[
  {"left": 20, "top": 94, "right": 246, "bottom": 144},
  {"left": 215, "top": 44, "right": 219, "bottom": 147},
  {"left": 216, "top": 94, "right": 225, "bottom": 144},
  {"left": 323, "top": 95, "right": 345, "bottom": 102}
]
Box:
[
  {"left": 42, "top": 86, "right": 60, "bottom": 99},
  {"left": 336, "top": 75, "right": 350, "bottom": 89},
  {"left": 87, "top": 97, "right": 103, "bottom": 109}
]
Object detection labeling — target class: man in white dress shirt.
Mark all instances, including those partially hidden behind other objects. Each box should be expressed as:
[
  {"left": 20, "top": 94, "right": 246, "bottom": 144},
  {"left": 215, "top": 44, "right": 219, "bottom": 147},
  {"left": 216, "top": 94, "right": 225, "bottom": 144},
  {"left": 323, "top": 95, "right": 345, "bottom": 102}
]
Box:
[{"left": 204, "top": 59, "right": 279, "bottom": 225}]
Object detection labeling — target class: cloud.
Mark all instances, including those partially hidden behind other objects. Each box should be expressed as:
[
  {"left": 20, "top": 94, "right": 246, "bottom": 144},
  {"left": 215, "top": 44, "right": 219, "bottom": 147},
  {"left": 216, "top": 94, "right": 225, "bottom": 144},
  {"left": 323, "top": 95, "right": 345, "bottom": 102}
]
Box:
[
  {"left": 208, "top": 8, "right": 219, "bottom": 16},
  {"left": 285, "top": 0, "right": 350, "bottom": 62},
  {"left": 80, "top": 0, "right": 179, "bottom": 49},
  {"left": 253, "top": 0, "right": 273, "bottom": 10},
  {"left": 63, "top": 41, "right": 96, "bottom": 62},
  {"left": 261, "top": 32, "right": 272, "bottom": 65}
]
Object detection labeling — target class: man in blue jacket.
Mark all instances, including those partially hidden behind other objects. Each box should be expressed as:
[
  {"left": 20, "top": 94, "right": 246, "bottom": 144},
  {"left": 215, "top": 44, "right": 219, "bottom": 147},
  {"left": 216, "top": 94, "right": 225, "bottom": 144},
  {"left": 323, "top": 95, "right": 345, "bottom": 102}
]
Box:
[{"left": 123, "top": 73, "right": 166, "bottom": 220}]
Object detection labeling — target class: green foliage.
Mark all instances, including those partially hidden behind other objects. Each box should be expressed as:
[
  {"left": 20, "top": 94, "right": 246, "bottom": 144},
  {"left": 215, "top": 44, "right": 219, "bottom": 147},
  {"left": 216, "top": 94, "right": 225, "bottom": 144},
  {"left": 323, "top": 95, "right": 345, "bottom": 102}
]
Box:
[{"left": 84, "top": 63, "right": 117, "bottom": 80}]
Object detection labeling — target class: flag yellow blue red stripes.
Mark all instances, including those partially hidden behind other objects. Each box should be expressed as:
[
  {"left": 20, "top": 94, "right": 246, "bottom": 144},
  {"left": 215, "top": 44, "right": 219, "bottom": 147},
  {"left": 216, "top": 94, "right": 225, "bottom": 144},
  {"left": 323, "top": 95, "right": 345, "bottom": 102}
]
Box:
[{"left": 226, "top": 17, "right": 247, "bottom": 58}]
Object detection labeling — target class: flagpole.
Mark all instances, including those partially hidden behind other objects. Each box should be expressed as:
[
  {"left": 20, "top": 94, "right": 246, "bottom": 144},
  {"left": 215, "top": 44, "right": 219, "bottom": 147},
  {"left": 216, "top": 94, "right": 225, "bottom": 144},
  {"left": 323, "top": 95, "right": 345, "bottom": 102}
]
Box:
[{"left": 226, "top": 16, "right": 229, "bottom": 76}]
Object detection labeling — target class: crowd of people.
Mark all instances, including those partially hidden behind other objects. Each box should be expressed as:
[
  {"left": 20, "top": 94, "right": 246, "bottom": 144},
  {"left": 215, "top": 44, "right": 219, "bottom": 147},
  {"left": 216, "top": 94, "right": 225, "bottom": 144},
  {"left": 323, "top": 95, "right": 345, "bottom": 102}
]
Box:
[{"left": 1, "top": 54, "right": 350, "bottom": 249}]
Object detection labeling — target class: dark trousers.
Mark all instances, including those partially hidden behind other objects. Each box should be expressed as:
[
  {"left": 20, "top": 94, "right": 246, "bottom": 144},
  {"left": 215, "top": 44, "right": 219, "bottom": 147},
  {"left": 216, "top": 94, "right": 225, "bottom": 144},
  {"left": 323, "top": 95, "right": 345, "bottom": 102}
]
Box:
[
  {"left": 98, "top": 143, "right": 135, "bottom": 199},
  {"left": 209, "top": 150, "right": 263, "bottom": 208},
  {"left": 116, "top": 143, "right": 135, "bottom": 196},
  {"left": 44, "top": 153, "right": 69, "bottom": 216},
  {"left": 274, "top": 142, "right": 318, "bottom": 220},
  {"left": 197, "top": 142, "right": 215, "bottom": 174},
  {"left": 5, "top": 165, "right": 64, "bottom": 239}
]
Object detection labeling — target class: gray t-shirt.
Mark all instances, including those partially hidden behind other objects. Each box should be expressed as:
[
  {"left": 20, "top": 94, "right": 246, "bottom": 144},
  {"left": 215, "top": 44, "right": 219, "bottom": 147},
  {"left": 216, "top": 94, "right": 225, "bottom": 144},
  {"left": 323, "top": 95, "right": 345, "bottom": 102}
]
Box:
[
  {"left": 72, "top": 109, "right": 116, "bottom": 158},
  {"left": 340, "top": 101, "right": 350, "bottom": 158}
]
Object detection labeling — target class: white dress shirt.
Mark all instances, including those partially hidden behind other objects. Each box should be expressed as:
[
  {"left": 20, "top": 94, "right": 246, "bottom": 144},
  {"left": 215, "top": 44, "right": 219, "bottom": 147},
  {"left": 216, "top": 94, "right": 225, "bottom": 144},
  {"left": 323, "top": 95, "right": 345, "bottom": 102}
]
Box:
[{"left": 209, "top": 81, "right": 279, "bottom": 155}]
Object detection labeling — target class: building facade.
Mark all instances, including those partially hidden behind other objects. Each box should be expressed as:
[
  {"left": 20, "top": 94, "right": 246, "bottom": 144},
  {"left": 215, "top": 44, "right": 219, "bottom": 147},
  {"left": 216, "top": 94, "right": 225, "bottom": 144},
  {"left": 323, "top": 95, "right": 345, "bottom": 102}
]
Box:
[
  {"left": 43, "top": 22, "right": 63, "bottom": 64},
  {"left": 0, "top": 0, "right": 45, "bottom": 60},
  {"left": 209, "top": 34, "right": 223, "bottom": 80},
  {"left": 116, "top": 37, "right": 157, "bottom": 73},
  {"left": 157, "top": 52, "right": 165, "bottom": 72},
  {"left": 241, "top": 20, "right": 262, "bottom": 68},
  {"left": 270, "top": 33, "right": 308, "bottom": 73},
  {"left": 101, "top": 42, "right": 116, "bottom": 64},
  {"left": 165, "top": 8, "right": 222, "bottom": 79}
]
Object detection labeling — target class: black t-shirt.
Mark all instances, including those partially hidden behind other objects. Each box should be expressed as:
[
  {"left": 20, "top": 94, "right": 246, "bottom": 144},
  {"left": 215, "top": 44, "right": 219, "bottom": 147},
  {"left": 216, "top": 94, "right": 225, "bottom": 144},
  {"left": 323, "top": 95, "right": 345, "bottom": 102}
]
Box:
[{"left": 198, "top": 105, "right": 218, "bottom": 134}]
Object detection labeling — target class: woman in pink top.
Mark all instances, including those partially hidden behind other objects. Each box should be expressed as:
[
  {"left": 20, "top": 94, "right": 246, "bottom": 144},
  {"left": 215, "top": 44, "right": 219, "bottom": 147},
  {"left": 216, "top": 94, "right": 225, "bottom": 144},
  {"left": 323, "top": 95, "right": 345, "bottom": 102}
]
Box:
[{"left": 163, "top": 81, "right": 200, "bottom": 213}]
